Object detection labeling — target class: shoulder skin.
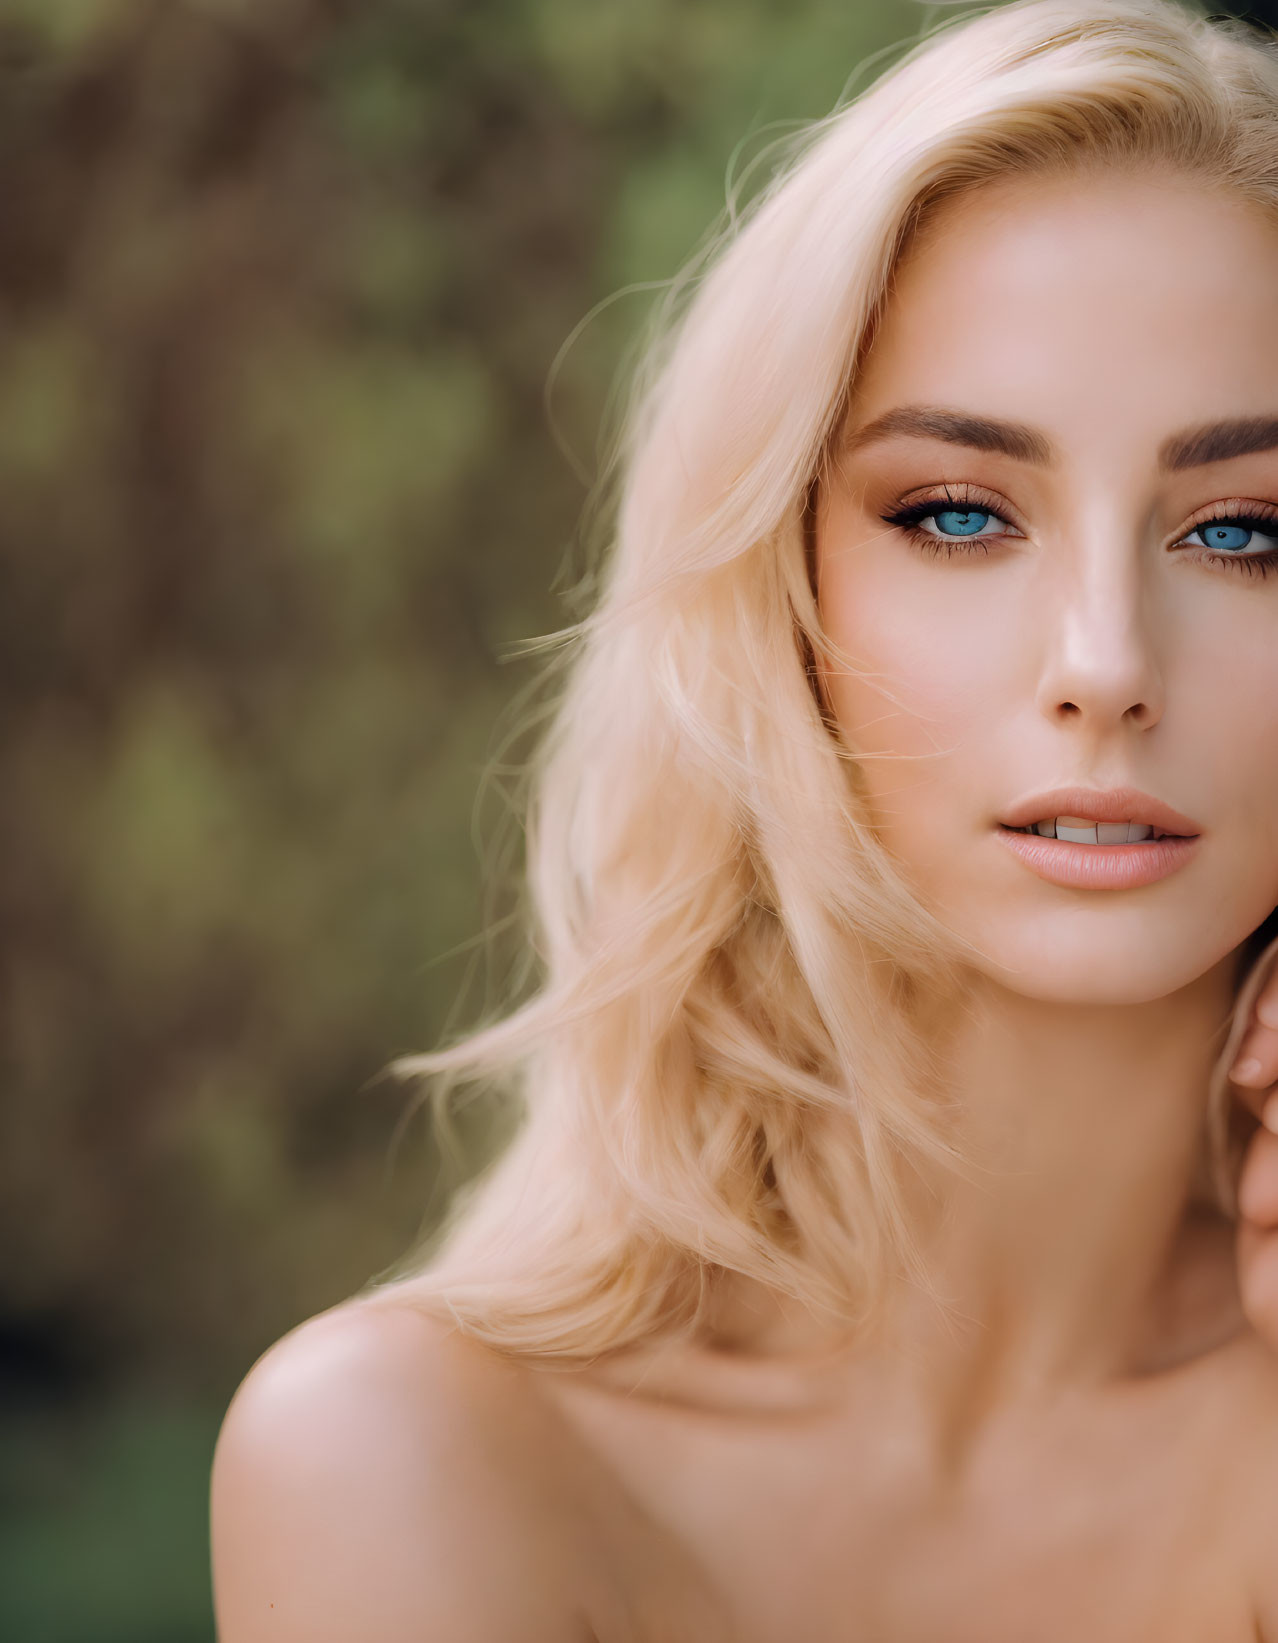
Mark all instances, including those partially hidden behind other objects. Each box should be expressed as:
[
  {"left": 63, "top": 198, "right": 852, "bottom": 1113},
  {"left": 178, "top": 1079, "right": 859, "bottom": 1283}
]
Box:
[{"left": 210, "top": 1299, "right": 595, "bottom": 1642}]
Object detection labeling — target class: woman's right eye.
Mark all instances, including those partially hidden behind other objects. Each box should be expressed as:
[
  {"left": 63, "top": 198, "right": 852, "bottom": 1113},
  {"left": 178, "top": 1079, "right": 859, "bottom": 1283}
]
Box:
[
  {"left": 880, "top": 496, "right": 1022, "bottom": 554},
  {"left": 910, "top": 504, "right": 1013, "bottom": 538}
]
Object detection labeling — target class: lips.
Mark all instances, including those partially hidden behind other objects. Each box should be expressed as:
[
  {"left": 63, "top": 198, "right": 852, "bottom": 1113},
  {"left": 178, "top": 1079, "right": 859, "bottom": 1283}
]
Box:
[
  {"left": 996, "top": 785, "right": 1202, "bottom": 838},
  {"left": 995, "top": 825, "right": 1201, "bottom": 889}
]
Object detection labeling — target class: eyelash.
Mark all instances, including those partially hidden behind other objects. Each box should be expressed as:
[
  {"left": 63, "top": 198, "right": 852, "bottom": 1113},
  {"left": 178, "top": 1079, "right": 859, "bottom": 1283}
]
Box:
[{"left": 879, "top": 485, "right": 1278, "bottom": 580}]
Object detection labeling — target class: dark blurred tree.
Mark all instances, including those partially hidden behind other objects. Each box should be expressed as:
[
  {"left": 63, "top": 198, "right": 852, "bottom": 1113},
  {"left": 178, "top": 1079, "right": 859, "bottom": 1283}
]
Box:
[{"left": 0, "top": 0, "right": 922, "bottom": 1404}]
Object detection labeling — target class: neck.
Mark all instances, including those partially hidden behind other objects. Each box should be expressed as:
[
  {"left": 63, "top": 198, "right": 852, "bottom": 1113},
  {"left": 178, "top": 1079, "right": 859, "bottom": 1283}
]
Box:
[
  {"left": 871, "top": 946, "right": 1246, "bottom": 1430},
  {"left": 677, "top": 944, "right": 1259, "bottom": 1454}
]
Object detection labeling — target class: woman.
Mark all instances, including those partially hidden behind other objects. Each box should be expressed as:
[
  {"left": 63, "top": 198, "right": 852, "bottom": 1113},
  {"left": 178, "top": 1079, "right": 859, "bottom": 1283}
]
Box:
[{"left": 212, "top": 0, "right": 1278, "bottom": 1636}]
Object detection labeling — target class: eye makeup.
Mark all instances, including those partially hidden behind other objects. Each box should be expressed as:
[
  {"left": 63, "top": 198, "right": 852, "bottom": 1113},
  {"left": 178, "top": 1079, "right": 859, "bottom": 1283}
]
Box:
[{"left": 877, "top": 482, "right": 1278, "bottom": 579}]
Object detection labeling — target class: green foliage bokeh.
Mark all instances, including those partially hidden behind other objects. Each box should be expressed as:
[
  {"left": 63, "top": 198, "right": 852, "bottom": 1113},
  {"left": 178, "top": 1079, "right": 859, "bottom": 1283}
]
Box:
[{"left": 0, "top": 0, "right": 924, "bottom": 1636}]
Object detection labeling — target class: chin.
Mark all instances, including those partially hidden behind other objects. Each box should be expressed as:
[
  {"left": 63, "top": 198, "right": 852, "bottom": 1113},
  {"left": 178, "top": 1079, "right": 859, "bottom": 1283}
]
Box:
[
  {"left": 957, "top": 925, "right": 1238, "bottom": 1008},
  {"left": 990, "top": 969, "right": 1197, "bottom": 1008}
]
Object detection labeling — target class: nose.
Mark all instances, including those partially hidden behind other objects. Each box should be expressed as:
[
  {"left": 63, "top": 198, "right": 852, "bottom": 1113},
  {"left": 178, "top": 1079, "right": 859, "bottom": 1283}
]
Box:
[{"left": 1032, "top": 533, "right": 1166, "bottom": 735}]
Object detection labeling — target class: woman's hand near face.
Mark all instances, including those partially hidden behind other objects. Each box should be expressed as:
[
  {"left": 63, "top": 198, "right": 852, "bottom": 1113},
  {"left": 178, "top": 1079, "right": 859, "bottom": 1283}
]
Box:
[{"left": 1231, "top": 975, "right": 1278, "bottom": 1345}]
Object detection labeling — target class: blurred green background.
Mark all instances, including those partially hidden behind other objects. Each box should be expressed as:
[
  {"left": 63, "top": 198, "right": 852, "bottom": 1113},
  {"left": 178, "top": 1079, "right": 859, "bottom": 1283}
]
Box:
[{"left": 0, "top": 0, "right": 964, "bottom": 1636}]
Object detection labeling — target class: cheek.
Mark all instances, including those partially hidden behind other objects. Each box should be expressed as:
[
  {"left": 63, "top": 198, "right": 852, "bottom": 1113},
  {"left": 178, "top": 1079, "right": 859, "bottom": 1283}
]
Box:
[
  {"left": 1181, "top": 623, "right": 1278, "bottom": 859},
  {"left": 818, "top": 548, "right": 1003, "bottom": 783}
]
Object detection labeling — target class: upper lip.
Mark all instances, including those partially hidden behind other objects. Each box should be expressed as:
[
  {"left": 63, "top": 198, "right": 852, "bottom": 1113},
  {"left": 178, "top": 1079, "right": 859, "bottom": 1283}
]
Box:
[{"left": 997, "top": 786, "right": 1203, "bottom": 836}]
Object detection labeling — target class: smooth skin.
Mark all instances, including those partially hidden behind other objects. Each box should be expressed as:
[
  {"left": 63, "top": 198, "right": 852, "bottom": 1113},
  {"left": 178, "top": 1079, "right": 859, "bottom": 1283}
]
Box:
[{"left": 212, "top": 169, "right": 1278, "bottom": 1641}]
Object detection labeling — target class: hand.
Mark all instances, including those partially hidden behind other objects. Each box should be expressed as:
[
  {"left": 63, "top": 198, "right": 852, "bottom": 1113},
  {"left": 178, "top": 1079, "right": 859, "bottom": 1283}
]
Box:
[{"left": 1230, "top": 967, "right": 1278, "bottom": 1347}]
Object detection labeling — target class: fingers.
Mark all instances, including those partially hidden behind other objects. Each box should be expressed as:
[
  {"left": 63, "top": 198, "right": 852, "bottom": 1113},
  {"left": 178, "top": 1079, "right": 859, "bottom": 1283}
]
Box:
[
  {"left": 1237, "top": 1215, "right": 1278, "bottom": 1347},
  {"left": 1237, "top": 1130, "right": 1278, "bottom": 1349},
  {"left": 1239, "top": 1124, "right": 1278, "bottom": 1227},
  {"left": 1228, "top": 977, "right": 1278, "bottom": 1124},
  {"left": 1228, "top": 959, "right": 1278, "bottom": 1351}
]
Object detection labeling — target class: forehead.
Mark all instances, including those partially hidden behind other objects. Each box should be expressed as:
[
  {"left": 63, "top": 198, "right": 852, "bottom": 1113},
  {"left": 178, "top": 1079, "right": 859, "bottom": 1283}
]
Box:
[{"left": 849, "top": 171, "right": 1278, "bottom": 453}]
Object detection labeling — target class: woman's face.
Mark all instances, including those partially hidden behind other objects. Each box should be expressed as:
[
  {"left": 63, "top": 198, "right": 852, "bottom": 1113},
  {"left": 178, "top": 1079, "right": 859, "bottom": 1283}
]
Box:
[{"left": 815, "top": 169, "right": 1278, "bottom": 1004}]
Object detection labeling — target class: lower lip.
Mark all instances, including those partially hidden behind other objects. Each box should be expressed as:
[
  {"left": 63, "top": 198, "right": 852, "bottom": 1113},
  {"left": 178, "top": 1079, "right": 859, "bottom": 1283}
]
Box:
[{"left": 994, "top": 825, "right": 1201, "bottom": 889}]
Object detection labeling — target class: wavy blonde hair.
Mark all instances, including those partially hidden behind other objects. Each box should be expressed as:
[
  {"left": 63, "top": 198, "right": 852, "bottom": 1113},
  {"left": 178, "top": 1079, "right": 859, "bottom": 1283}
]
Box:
[{"left": 362, "top": 0, "right": 1278, "bottom": 1362}]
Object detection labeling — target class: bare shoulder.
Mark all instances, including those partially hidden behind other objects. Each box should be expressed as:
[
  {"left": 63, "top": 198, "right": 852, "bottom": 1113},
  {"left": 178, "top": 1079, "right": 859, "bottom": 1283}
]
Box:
[{"left": 211, "top": 1294, "right": 591, "bottom": 1642}]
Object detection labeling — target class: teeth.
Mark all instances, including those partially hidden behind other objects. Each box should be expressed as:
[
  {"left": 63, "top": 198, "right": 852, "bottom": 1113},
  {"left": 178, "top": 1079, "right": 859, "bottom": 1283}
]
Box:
[{"left": 1010, "top": 817, "right": 1157, "bottom": 843}]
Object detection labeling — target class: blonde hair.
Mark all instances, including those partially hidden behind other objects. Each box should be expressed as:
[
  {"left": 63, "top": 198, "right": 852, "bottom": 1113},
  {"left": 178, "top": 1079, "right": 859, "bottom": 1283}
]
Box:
[{"left": 362, "top": 0, "right": 1278, "bottom": 1362}]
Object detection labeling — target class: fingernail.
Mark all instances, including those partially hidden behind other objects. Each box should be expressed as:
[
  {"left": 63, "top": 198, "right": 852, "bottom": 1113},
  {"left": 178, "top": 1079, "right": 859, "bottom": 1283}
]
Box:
[
  {"left": 1259, "top": 996, "right": 1278, "bottom": 1030},
  {"left": 1232, "top": 1056, "right": 1264, "bottom": 1084},
  {"left": 1264, "top": 1091, "right": 1278, "bottom": 1135}
]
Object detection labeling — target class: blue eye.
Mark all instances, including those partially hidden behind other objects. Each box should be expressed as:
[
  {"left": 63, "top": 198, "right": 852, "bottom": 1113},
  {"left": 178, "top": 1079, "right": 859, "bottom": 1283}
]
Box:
[
  {"left": 1176, "top": 511, "right": 1278, "bottom": 577},
  {"left": 927, "top": 508, "right": 995, "bottom": 537},
  {"left": 1197, "top": 522, "right": 1253, "bottom": 551},
  {"left": 1186, "top": 516, "right": 1278, "bottom": 556},
  {"left": 879, "top": 493, "right": 1278, "bottom": 579},
  {"left": 879, "top": 493, "right": 1018, "bottom": 557}
]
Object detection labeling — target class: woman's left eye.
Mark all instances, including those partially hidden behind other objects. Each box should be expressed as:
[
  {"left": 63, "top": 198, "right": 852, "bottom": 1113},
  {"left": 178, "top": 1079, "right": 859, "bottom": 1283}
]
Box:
[{"left": 1180, "top": 514, "right": 1278, "bottom": 562}]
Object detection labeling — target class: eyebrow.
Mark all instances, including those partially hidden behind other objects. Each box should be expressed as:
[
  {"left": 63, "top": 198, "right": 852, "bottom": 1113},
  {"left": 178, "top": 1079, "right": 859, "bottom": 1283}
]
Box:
[{"left": 841, "top": 405, "right": 1278, "bottom": 473}]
